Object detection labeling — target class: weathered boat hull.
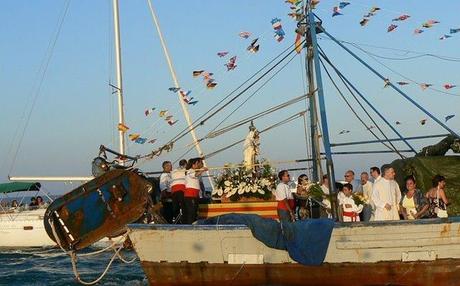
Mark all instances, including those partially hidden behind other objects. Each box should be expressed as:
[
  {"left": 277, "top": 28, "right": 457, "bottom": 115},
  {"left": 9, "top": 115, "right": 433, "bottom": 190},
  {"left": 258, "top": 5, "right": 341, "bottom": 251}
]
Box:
[
  {"left": 140, "top": 259, "right": 458, "bottom": 286},
  {"left": 128, "top": 218, "right": 460, "bottom": 285}
]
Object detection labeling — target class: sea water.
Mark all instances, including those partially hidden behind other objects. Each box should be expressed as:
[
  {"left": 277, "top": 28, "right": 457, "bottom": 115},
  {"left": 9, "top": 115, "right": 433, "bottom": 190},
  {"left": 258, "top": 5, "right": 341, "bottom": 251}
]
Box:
[{"left": 0, "top": 247, "right": 147, "bottom": 285}]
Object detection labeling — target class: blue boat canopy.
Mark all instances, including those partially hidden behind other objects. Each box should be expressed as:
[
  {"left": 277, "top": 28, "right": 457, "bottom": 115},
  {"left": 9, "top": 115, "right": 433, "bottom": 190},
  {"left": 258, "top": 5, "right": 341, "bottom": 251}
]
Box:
[{"left": 0, "top": 182, "right": 41, "bottom": 194}]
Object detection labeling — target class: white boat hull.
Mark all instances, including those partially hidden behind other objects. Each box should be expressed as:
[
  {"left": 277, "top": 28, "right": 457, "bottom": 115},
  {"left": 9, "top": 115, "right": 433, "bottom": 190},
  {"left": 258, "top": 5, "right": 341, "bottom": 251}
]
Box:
[
  {"left": 0, "top": 209, "right": 54, "bottom": 248},
  {"left": 128, "top": 218, "right": 460, "bottom": 285}
]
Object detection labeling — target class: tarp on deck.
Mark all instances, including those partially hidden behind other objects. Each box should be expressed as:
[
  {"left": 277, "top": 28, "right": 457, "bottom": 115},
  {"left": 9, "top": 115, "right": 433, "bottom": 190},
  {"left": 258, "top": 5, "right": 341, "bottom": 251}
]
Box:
[{"left": 197, "top": 213, "right": 334, "bottom": 265}]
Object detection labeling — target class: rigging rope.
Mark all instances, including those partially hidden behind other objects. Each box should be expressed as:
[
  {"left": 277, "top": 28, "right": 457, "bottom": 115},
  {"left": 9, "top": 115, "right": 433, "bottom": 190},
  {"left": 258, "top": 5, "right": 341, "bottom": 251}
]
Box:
[
  {"left": 136, "top": 40, "right": 305, "bottom": 162},
  {"left": 205, "top": 112, "right": 305, "bottom": 159},
  {"left": 317, "top": 45, "right": 417, "bottom": 154},
  {"left": 6, "top": 0, "right": 72, "bottom": 176},
  {"left": 318, "top": 55, "right": 405, "bottom": 158}
]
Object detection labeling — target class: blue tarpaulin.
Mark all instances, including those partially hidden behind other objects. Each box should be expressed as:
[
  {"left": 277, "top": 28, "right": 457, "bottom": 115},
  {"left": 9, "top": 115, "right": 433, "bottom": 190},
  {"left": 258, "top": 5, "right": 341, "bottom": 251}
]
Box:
[{"left": 197, "top": 213, "right": 334, "bottom": 265}]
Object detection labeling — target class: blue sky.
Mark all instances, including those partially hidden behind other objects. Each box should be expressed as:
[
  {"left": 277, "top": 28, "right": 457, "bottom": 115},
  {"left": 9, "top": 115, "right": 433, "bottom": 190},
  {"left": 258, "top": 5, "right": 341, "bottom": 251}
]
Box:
[{"left": 1, "top": 0, "right": 459, "bottom": 193}]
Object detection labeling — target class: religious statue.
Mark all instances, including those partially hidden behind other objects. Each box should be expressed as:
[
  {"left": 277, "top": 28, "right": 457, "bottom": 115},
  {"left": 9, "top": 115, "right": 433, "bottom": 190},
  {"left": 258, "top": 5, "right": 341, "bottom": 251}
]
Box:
[{"left": 243, "top": 121, "right": 260, "bottom": 171}]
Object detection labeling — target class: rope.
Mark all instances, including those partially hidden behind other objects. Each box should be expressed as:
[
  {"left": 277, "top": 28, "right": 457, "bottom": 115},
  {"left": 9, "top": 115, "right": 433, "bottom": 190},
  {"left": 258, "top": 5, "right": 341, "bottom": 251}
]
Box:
[
  {"left": 318, "top": 54, "right": 405, "bottom": 158},
  {"left": 146, "top": 0, "right": 216, "bottom": 192},
  {"left": 317, "top": 45, "right": 416, "bottom": 155},
  {"left": 136, "top": 40, "right": 304, "bottom": 163},
  {"left": 6, "top": 0, "right": 72, "bottom": 175},
  {"left": 49, "top": 217, "right": 135, "bottom": 285},
  {"left": 205, "top": 112, "right": 305, "bottom": 159}
]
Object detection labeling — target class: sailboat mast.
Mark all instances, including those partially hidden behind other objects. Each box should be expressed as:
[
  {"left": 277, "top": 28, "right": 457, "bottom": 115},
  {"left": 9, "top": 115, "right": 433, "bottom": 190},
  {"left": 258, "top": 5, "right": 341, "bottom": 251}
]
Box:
[
  {"left": 306, "top": 2, "right": 338, "bottom": 219},
  {"left": 146, "top": 0, "right": 215, "bottom": 192},
  {"left": 112, "top": 0, "right": 126, "bottom": 157}
]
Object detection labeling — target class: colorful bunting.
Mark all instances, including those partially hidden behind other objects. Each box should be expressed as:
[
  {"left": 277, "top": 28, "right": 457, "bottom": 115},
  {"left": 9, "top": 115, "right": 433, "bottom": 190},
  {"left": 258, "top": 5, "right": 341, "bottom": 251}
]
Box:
[
  {"left": 167, "top": 119, "right": 178, "bottom": 126},
  {"left": 217, "top": 51, "right": 229, "bottom": 57},
  {"left": 450, "top": 28, "right": 460, "bottom": 34},
  {"left": 360, "top": 18, "right": 369, "bottom": 26},
  {"left": 247, "top": 38, "right": 260, "bottom": 53},
  {"left": 414, "top": 29, "right": 424, "bottom": 34},
  {"left": 387, "top": 24, "right": 398, "bottom": 33},
  {"left": 443, "top": 84, "right": 456, "bottom": 89},
  {"left": 339, "top": 1, "right": 350, "bottom": 9},
  {"left": 129, "top": 133, "right": 140, "bottom": 141},
  {"left": 144, "top": 108, "right": 155, "bottom": 116},
  {"left": 392, "top": 14, "right": 410, "bottom": 21},
  {"left": 193, "top": 70, "right": 204, "bottom": 77},
  {"left": 420, "top": 83, "right": 433, "bottom": 90},
  {"left": 440, "top": 34, "right": 452, "bottom": 40},
  {"left": 383, "top": 78, "right": 390, "bottom": 88},
  {"left": 239, "top": 31, "right": 251, "bottom": 39},
  {"left": 397, "top": 81, "right": 409, "bottom": 85},
  {"left": 311, "top": 0, "right": 320, "bottom": 9},
  {"left": 135, "top": 137, "right": 147, "bottom": 144},
  {"left": 189, "top": 100, "right": 199, "bottom": 106},
  {"left": 159, "top": 110, "right": 168, "bottom": 117},
  {"left": 271, "top": 18, "right": 285, "bottom": 42},
  {"left": 445, "top": 115, "right": 455, "bottom": 122},
  {"left": 225, "top": 56, "right": 237, "bottom": 71},
  {"left": 207, "top": 82, "right": 218, "bottom": 89},
  {"left": 168, "top": 87, "right": 180, "bottom": 93},
  {"left": 332, "top": 6, "right": 342, "bottom": 17},
  {"left": 117, "top": 123, "right": 129, "bottom": 132},
  {"left": 148, "top": 139, "right": 157, "bottom": 144}
]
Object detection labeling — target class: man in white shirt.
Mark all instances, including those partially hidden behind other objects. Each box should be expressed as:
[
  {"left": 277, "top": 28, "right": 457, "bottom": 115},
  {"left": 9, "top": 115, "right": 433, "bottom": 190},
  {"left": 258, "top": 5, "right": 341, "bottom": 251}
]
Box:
[
  {"left": 275, "top": 170, "right": 295, "bottom": 222},
  {"left": 358, "top": 172, "right": 374, "bottom": 221},
  {"left": 372, "top": 165, "right": 401, "bottom": 221},
  {"left": 159, "top": 161, "right": 173, "bottom": 223},
  {"left": 370, "top": 166, "right": 381, "bottom": 183}
]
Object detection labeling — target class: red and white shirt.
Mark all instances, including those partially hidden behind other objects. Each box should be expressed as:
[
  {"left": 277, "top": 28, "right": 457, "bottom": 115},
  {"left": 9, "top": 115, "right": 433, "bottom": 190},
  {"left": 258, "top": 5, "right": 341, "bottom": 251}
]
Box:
[
  {"left": 185, "top": 169, "right": 200, "bottom": 198},
  {"left": 275, "top": 182, "right": 295, "bottom": 210},
  {"left": 171, "top": 167, "right": 186, "bottom": 193}
]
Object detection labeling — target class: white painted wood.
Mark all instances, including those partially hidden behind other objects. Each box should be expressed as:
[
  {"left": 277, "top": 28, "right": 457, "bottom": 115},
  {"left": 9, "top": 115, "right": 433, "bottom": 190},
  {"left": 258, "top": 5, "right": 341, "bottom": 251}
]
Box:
[{"left": 129, "top": 219, "right": 460, "bottom": 265}]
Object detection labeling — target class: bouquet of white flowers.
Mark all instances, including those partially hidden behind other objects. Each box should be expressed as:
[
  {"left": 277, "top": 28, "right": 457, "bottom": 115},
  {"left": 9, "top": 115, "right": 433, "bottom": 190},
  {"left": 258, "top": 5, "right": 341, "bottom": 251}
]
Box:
[{"left": 212, "top": 161, "right": 276, "bottom": 202}]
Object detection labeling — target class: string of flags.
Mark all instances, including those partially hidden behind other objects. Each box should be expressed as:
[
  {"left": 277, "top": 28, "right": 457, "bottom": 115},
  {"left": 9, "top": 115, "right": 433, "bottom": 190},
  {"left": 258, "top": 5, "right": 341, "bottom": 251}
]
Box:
[
  {"left": 338, "top": 114, "right": 455, "bottom": 134},
  {"left": 271, "top": 18, "right": 285, "bottom": 42},
  {"left": 382, "top": 78, "right": 457, "bottom": 91}
]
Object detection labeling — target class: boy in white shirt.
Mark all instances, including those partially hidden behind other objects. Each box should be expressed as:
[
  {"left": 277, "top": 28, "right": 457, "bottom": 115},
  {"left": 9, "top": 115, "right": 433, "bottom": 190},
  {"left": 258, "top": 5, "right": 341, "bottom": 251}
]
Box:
[{"left": 340, "top": 183, "right": 363, "bottom": 222}]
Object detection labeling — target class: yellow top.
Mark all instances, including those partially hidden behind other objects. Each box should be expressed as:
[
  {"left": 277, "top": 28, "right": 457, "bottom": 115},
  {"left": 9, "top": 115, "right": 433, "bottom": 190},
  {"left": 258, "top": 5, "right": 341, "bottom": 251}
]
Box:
[{"left": 402, "top": 196, "right": 416, "bottom": 220}]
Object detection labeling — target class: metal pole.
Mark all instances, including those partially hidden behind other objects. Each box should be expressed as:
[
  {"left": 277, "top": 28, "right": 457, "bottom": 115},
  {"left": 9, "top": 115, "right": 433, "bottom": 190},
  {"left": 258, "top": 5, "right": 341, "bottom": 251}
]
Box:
[
  {"left": 321, "top": 29, "right": 460, "bottom": 139},
  {"left": 307, "top": 8, "right": 338, "bottom": 219},
  {"left": 112, "top": 0, "right": 126, "bottom": 158},
  {"left": 146, "top": 0, "right": 215, "bottom": 191}
]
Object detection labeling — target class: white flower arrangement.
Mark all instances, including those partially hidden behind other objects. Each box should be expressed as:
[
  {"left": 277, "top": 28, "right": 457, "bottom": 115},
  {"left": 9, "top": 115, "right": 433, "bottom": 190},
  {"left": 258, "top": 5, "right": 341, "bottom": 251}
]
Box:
[{"left": 213, "top": 162, "right": 276, "bottom": 202}]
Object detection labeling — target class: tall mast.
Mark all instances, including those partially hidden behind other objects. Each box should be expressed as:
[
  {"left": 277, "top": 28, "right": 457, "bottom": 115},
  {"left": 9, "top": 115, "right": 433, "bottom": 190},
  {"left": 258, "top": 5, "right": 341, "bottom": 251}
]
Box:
[
  {"left": 305, "top": 1, "right": 338, "bottom": 219},
  {"left": 305, "top": 43, "right": 323, "bottom": 182},
  {"left": 146, "top": 0, "right": 215, "bottom": 191},
  {"left": 112, "top": 0, "right": 126, "bottom": 157}
]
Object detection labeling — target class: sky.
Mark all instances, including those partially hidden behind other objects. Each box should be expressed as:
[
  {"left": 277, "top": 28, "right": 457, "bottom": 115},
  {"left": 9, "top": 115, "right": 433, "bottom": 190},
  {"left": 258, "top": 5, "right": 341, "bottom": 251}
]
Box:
[{"left": 1, "top": 0, "right": 459, "bottom": 194}]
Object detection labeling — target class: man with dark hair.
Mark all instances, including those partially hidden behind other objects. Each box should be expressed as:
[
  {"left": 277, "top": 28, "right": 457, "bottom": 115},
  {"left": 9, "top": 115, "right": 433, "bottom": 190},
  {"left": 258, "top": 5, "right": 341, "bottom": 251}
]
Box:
[
  {"left": 159, "top": 161, "right": 173, "bottom": 223},
  {"left": 372, "top": 166, "right": 401, "bottom": 221},
  {"left": 370, "top": 166, "right": 381, "bottom": 183},
  {"left": 171, "top": 159, "right": 187, "bottom": 223},
  {"left": 275, "top": 170, "right": 295, "bottom": 222}
]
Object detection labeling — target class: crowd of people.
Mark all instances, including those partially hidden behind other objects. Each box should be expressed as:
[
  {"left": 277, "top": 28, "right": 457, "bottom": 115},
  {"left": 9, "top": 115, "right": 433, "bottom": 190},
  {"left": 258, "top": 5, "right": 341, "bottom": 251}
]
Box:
[
  {"left": 274, "top": 165, "right": 450, "bottom": 223},
  {"left": 157, "top": 157, "right": 450, "bottom": 224},
  {"left": 0, "top": 196, "right": 47, "bottom": 211}
]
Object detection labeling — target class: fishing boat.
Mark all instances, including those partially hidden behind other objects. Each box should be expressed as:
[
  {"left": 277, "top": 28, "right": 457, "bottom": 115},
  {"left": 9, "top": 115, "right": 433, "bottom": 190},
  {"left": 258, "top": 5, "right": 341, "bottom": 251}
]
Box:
[
  {"left": 39, "top": 0, "right": 460, "bottom": 285},
  {"left": 0, "top": 182, "right": 55, "bottom": 248}
]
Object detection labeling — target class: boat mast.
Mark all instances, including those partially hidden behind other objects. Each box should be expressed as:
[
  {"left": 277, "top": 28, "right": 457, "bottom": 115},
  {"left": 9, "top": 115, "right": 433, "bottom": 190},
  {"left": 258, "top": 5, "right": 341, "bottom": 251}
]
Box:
[
  {"left": 112, "top": 0, "right": 126, "bottom": 158},
  {"left": 146, "top": 0, "right": 215, "bottom": 191},
  {"left": 305, "top": 1, "right": 338, "bottom": 219},
  {"left": 305, "top": 37, "right": 323, "bottom": 182}
]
